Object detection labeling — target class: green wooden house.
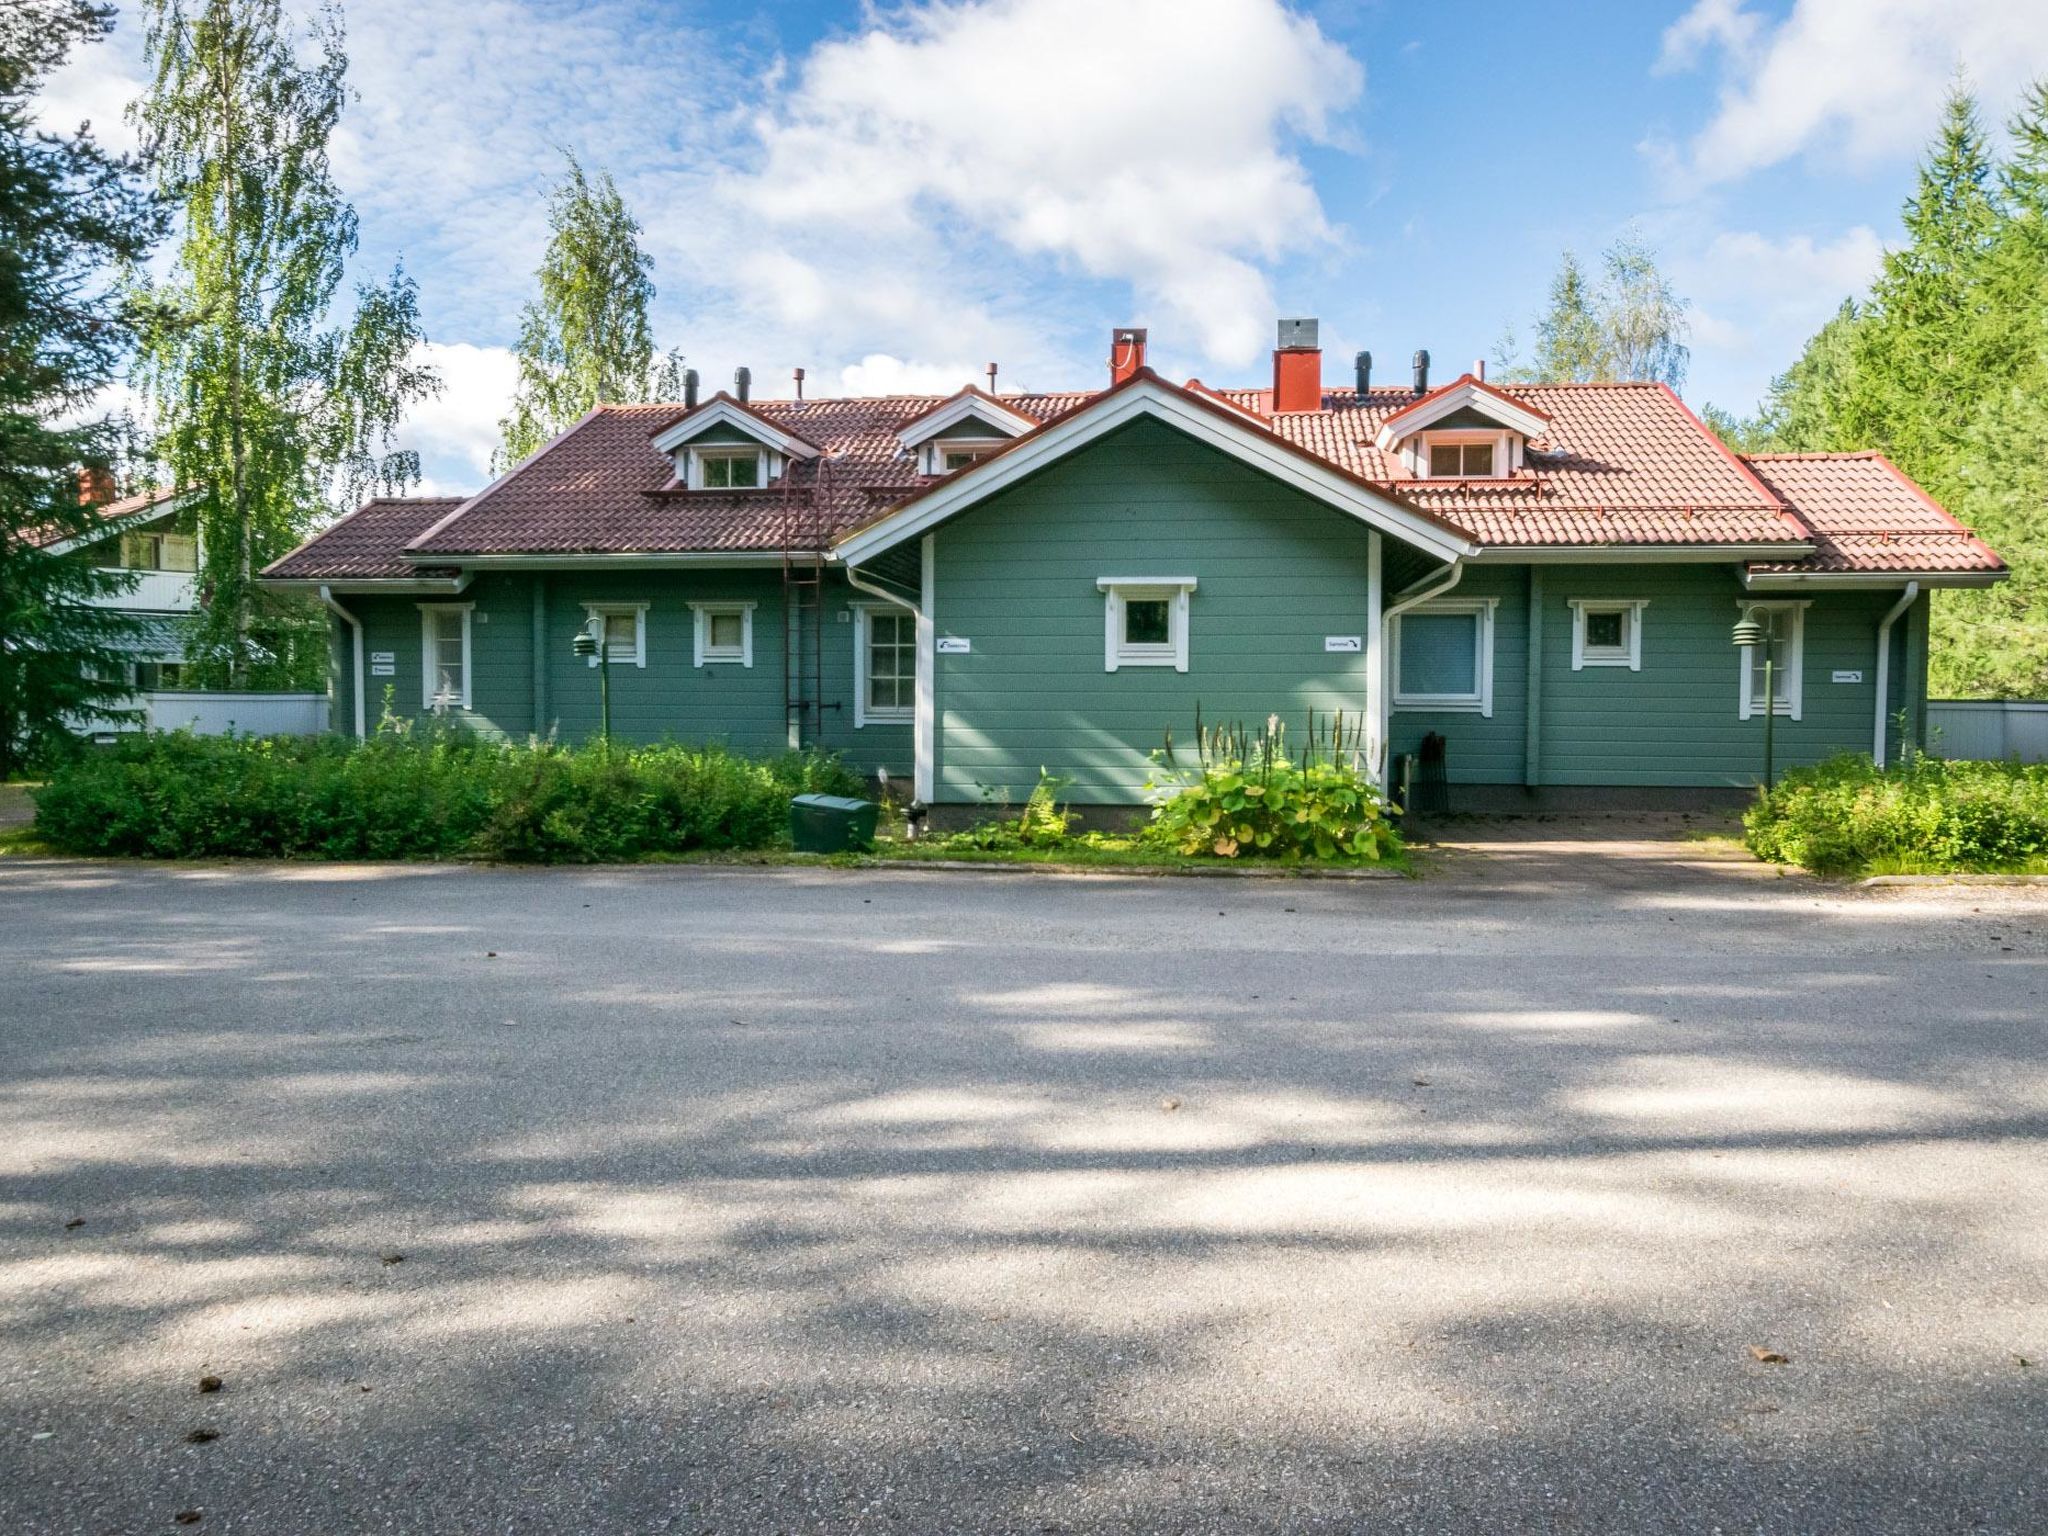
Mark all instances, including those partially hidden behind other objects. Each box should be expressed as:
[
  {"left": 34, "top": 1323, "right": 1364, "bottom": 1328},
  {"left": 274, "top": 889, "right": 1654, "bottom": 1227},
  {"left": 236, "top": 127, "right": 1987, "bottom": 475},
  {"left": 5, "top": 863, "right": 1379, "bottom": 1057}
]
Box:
[{"left": 263, "top": 321, "right": 2006, "bottom": 809}]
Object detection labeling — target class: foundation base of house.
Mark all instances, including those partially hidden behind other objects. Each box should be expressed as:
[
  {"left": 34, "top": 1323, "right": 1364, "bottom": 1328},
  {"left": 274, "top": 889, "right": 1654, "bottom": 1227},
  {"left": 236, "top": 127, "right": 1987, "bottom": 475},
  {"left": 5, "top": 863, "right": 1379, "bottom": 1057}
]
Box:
[{"left": 1433, "top": 784, "right": 1756, "bottom": 815}]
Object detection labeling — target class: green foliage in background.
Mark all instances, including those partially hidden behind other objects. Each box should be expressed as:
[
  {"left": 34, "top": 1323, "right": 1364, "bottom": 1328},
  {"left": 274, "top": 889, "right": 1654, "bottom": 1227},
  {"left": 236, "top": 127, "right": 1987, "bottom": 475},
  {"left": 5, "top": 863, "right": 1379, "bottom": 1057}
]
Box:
[
  {"left": 1708, "top": 85, "right": 2048, "bottom": 699},
  {"left": 1744, "top": 750, "right": 2048, "bottom": 876},
  {"left": 1147, "top": 711, "right": 1401, "bottom": 864},
  {"left": 130, "top": 0, "right": 439, "bottom": 687},
  {"left": 31, "top": 728, "right": 862, "bottom": 861},
  {"left": 496, "top": 154, "right": 683, "bottom": 471},
  {"left": 0, "top": 0, "right": 165, "bottom": 774},
  {"left": 1499, "top": 232, "right": 1691, "bottom": 390}
]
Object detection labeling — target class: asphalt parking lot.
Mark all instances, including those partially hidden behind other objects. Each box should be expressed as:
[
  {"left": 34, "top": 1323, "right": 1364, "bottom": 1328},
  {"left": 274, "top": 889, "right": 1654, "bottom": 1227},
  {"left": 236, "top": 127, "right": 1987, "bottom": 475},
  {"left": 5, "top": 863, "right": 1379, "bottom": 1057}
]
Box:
[{"left": 2, "top": 846, "right": 2044, "bottom": 1533}]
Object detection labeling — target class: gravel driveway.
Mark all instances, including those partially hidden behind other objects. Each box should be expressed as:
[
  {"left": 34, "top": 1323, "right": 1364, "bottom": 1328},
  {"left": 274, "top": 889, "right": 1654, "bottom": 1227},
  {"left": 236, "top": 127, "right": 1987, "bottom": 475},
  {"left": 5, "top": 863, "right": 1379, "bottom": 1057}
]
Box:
[{"left": 1, "top": 850, "right": 2043, "bottom": 1534}]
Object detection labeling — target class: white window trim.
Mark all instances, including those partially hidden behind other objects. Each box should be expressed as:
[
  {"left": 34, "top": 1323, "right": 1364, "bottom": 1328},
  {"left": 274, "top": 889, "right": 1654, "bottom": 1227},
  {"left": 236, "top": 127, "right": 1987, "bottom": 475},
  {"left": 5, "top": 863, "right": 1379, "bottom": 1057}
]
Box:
[
  {"left": 1736, "top": 600, "right": 1808, "bottom": 721},
  {"left": 581, "top": 602, "right": 648, "bottom": 668},
  {"left": 1411, "top": 429, "right": 1518, "bottom": 480},
  {"left": 923, "top": 438, "right": 1006, "bottom": 475},
  {"left": 689, "top": 600, "right": 756, "bottom": 667},
  {"left": 1390, "top": 596, "right": 1496, "bottom": 716},
  {"left": 1569, "top": 598, "right": 1649, "bottom": 671},
  {"left": 853, "top": 601, "right": 916, "bottom": 728},
  {"left": 688, "top": 446, "right": 772, "bottom": 491},
  {"left": 416, "top": 602, "right": 474, "bottom": 711},
  {"left": 1097, "top": 577, "right": 1196, "bottom": 673}
]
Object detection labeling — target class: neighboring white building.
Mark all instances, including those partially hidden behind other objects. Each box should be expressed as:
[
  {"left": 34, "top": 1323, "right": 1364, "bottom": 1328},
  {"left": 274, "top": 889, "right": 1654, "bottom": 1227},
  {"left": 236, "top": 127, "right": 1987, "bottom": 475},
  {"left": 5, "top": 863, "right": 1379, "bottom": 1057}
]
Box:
[{"left": 37, "top": 485, "right": 201, "bottom": 690}]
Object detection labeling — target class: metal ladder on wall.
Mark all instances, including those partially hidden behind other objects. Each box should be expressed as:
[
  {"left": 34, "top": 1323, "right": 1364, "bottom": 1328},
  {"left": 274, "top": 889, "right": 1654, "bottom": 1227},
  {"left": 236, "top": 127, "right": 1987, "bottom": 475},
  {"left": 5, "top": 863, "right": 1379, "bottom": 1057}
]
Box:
[{"left": 780, "top": 454, "right": 830, "bottom": 750}]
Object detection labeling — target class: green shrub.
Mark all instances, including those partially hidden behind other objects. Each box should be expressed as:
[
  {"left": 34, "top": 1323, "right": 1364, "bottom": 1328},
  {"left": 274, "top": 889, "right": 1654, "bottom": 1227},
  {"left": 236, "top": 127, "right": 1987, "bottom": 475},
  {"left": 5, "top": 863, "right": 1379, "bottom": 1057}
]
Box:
[
  {"left": 1744, "top": 751, "right": 2048, "bottom": 875},
  {"left": 1147, "top": 711, "right": 1401, "bottom": 863},
  {"left": 31, "top": 727, "right": 863, "bottom": 862}
]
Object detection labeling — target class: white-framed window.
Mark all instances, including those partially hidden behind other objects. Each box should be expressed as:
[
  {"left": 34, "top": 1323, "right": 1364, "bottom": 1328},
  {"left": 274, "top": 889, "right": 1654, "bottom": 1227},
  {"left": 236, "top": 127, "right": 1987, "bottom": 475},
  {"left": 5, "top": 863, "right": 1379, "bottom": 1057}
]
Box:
[
  {"left": 1418, "top": 430, "right": 1512, "bottom": 479},
  {"left": 1391, "top": 597, "right": 1496, "bottom": 715},
  {"left": 854, "top": 603, "right": 916, "bottom": 727},
  {"left": 925, "top": 439, "right": 1004, "bottom": 474},
  {"left": 1736, "top": 601, "right": 1807, "bottom": 720},
  {"left": 691, "top": 447, "right": 766, "bottom": 490},
  {"left": 418, "top": 603, "right": 473, "bottom": 711},
  {"left": 120, "top": 530, "right": 198, "bottom": 572},
  {"left": 1097, "top": 577, "right": 1195, "bottom": 672},
  {"left": 581, "top": 602, "right": 648, "bottom": 668},
  {"left": 1569, "top": 598, "right": 1649, "bottom": 671},
  {"left": 689, "top": 601, "right": 755, "bottom": 667}
]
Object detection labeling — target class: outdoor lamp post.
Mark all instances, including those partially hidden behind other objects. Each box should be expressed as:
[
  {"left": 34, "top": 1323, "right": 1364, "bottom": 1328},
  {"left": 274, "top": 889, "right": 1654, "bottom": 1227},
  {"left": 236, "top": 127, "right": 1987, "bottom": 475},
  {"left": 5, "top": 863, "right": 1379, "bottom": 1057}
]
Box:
[
  {"left": 572, "top": 625, "right": 610, "bottom": 746},
  {"left": 1732, "top": 610, "right": 1775, "bottom": 790}
]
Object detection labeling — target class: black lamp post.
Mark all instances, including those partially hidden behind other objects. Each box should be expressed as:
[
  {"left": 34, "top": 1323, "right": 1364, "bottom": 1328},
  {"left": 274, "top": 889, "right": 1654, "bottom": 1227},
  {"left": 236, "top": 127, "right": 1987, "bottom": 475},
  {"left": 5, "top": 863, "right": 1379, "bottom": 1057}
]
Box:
[
  {"left": 572, "top": 626, "right": 609, "bottom": 747},
  {"left": 1732, "top": 610, "right": 1775, "bottom": 790}
]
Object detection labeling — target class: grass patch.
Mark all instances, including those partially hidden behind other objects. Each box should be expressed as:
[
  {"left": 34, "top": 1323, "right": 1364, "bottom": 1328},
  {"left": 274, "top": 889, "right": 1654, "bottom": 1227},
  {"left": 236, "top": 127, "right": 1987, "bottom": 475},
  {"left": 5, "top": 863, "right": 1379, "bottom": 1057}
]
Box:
[{"left": 1744, "top": 751, "right": 2048, "bottom": 876}]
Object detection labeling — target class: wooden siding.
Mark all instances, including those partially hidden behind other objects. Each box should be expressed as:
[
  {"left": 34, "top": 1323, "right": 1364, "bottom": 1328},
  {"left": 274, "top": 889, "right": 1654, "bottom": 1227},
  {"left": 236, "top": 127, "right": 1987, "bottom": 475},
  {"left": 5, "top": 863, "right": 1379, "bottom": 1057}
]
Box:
[
  {"left": 930, "top": 417, "right": 1386, "bottom": 804},
  {"left": 333, "top": 571, "right": 911, "bottom": 776},
  {"left": 1389, "top": 566, "right": 1926, "bottom": 787}
]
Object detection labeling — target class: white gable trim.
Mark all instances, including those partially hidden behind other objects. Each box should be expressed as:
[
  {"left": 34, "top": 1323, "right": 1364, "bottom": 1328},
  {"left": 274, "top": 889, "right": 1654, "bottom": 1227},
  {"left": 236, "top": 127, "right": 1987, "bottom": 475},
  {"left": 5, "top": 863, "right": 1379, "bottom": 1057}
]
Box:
[
  {"left": 837, "top": 377, "right": 1474, "bottom": 567},
  {"left": 1374, "top": 379, "right": 1550, "bottom": 451},
  {"left": 896, "top": 392, "right": 1034, "bottom": 450},
  {"left": 650, "top": 398, "right": 820, "bottom": 461}
]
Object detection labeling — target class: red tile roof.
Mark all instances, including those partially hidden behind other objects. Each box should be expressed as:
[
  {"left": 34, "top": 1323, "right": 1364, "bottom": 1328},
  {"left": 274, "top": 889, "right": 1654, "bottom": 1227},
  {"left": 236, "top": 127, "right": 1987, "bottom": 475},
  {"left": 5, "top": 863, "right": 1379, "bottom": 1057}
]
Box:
[
  {"left": 29, "top": 486, "right": 185, "bottom": 550},
  {"left": 263, "top": 498, "right": 467, "bottom": 580},
  {"left": 1740, "top": 453, "right": 2005, "bottom": 575},
  {"left": 263, "top": 374, "right": 2001, "bottom": 582}
]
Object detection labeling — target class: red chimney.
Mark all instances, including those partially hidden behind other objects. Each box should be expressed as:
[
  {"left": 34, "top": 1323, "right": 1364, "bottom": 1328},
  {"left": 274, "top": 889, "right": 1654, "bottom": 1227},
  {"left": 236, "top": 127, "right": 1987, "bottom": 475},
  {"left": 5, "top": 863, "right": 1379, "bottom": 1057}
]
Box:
[
  {"left": 1110, "top": 327, "right": 1147, "bottom": 385},
  {"left": 1272, "top": 317, "right": 1322, "bottom": 414},
  {"left": 77, "top": 466, "right": 116, "bottom": 507}
]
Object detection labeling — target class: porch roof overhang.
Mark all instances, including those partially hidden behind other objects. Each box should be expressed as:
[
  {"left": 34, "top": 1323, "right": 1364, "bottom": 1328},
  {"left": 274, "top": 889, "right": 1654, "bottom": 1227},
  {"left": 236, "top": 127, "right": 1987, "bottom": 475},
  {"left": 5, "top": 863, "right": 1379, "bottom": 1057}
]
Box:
[{"left": 835, "top": 369, "right": 1476, "bottom": 568}]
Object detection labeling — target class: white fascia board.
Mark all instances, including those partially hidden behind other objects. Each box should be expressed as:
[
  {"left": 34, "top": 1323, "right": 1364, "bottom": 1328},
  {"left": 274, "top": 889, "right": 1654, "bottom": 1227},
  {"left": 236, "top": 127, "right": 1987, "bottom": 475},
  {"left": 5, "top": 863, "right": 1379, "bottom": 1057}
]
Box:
[
  {"left": 896, "top": 393, "right": 1034, "bottom": 449},
  {"left": 1468, "top": 543, "right": 1815, "bottom": 564},
  {"left": 1374, "top": 382, "right": 1550, "bottom": 450},
  {"left": 1741, "top": 568, "right": 2005, "bottom": 590},
  {"left": 838, "top": 378, "right": 1474, "bottom": 567},
  {"left": 263, "top": 574, "right": 473, "bottom": 594},
  {"left": 650, "top": 398, "right": 820, "bottom": 460}
]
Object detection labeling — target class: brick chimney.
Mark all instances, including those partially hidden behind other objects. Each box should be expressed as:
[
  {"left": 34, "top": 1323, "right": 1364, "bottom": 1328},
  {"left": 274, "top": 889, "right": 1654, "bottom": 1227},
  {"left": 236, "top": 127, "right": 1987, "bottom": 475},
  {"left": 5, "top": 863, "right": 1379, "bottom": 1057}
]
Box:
[
  {"left": 77, "top": 466, "right": 116, "bottom": 507},
  {"left": 1272, "top": 317, "right": 1322, "bottom": 414},
  {"left": 1110, "top": 327, "right": 1147, "bottom": 385}
]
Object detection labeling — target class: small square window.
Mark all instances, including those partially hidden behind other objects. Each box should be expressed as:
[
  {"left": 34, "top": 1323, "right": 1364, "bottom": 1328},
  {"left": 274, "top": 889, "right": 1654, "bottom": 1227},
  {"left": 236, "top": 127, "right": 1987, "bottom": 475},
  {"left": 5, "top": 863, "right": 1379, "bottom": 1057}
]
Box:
[
  {"left": 1099, "top": 579, "right": 1193, "bottom": 671},
  {"left": 583, "top": 604, "right": 648, "bottom": 667},
  {"left": 1391, "top": 598, "right": 1495, "bottom": 714},
  {"left": 1570, "top": 599, "right": 1647, "bottom": 671},
  {"left": 691, "top": 602, "right": 755, "bottom": 667}
]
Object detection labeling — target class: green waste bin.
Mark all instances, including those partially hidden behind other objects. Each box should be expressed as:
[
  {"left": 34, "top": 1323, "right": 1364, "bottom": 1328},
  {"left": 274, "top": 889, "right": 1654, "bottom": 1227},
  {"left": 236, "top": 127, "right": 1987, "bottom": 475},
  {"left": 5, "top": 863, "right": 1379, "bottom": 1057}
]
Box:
[{"left": 789, "top": 793, "right": 880, "bottom": 854}]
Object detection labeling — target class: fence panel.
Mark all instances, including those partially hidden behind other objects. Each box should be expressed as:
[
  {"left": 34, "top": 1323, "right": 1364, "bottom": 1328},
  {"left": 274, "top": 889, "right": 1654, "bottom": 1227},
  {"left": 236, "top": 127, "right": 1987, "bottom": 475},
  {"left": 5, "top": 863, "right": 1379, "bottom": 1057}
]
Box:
[
  {"left": 1927, "top": 701, "right": 2048, "bottom": 763},
  {"left": 139, "top": 691, "right": 330, "bottom": 737}
]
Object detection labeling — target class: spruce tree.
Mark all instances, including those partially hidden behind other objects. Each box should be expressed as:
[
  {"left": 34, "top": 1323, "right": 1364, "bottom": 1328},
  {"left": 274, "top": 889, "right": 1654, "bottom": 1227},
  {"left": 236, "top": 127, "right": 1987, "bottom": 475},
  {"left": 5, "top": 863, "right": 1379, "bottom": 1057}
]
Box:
[
  {"left": 496, "top": 155, "right": 680, "bottom": 470},
  {"left": 131, "top": 0, "right": 438, "bottom": 686},
  {"left": 1508, "top": 236, "right": 1689, "bottom": 387},
  {"left": 0, "top": 0, "right": 166, "bottom": 774}
]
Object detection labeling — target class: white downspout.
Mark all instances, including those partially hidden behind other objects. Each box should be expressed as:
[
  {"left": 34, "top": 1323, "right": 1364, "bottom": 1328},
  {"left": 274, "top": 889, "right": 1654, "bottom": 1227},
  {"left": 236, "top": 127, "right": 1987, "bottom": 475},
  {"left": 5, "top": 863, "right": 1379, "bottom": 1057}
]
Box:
[
  {"left": 843, "top": 558, "right": 927, "bottom": 804},
  {"left": 1375, "top": 560, "right": 1465, "bottom": 791},
  {"left": 1872, "top": 580, "right": 1918, "bottom": 767},
  {"left": 318, "top": 584, "right": 366, "bottom": 740}
]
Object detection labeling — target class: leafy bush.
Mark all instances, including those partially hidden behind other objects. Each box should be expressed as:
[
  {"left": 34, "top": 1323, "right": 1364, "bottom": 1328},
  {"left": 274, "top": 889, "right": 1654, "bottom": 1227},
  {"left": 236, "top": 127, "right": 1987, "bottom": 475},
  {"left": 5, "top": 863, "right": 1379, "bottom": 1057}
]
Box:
[
  {"left": 941, "top": 769, "right": 1078, "bottom": 852},
  {"left": 1146, "top": 710, "right": 1401, "bottom": 863},
  {"left": 31, "top": 727, "right": 863, "bottom": 862},
  {"left": 1744, "top": 751, "right": 2048, "bottom": 875}
]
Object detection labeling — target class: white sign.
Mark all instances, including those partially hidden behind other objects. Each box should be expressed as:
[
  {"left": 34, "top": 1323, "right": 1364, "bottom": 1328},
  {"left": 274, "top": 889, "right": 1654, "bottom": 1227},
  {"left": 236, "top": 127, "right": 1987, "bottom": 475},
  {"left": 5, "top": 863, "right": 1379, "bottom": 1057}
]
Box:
[
  {"left": 369, "top": 663, "right": 395, "bottom": 677},
  {"left": 369, "top": 651, "right": 395, "bottom": 665},
  {"left": 936, "top": 637, "right": 971, "bottom": 654},
  {"left": 1324, "top": 635, "right": 1363, "bottom": 653},
  {"left": 1831, "top": 670, "right": 1864, "bottom": 684}
]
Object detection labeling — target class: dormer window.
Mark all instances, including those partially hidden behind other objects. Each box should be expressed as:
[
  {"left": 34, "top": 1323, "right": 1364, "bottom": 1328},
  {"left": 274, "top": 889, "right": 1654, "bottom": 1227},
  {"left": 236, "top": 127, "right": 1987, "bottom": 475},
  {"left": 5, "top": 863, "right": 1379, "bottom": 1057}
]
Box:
[
  {"left": 896, "top": 388, "right": 1034, "bottom": 475},
  {"left": 1427, "top": 437, "right": 1497, "bottom": 478},
  {"left": 935, "top": 440, "right": 1003, "bottom": 474},
  {"left": 696, "top": 448, "right": 764, "bottom": 489}
]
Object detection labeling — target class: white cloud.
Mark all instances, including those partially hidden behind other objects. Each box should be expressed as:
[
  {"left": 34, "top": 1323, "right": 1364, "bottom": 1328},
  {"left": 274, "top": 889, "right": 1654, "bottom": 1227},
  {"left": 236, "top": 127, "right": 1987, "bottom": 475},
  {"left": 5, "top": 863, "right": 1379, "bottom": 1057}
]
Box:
[
  {"left": 1656, "top": 0, "right": 2048, "bottom": 186},
  {"left": 1670, "top": 226, "right": 1884, "bottom": 403},
  {"left": 836, "top": 355, "right": 992, "bottom": 397},
  {"left": 394, "top": 341, "right": 521, "bottom": 487},
  {"left": 727, "top": 0, "right": 1363, "bottom": 368}
]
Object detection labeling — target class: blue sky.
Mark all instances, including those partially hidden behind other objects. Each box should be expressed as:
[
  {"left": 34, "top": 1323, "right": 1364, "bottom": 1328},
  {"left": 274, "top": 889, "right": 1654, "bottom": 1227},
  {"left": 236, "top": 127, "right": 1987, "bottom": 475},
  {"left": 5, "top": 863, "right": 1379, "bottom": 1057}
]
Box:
[{"left": 39, "top": 0, "right": 2048, "bottom": 495}]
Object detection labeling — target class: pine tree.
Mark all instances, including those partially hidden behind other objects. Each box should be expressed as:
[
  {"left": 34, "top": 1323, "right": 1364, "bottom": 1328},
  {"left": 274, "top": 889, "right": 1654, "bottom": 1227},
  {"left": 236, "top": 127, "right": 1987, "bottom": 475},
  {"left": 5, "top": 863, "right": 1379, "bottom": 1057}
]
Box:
[
  {"left": 496, "top": 155, "right": 679, "bottom": 469},
  {"left": 0, "top": 0, "right": 166, "bottom": 775},
  {"left": 1526, "top": 250, "right": 1606, "bottom": 382},
  {"left": 131, "top": 0, "right": 438, "bottom": 687}
]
